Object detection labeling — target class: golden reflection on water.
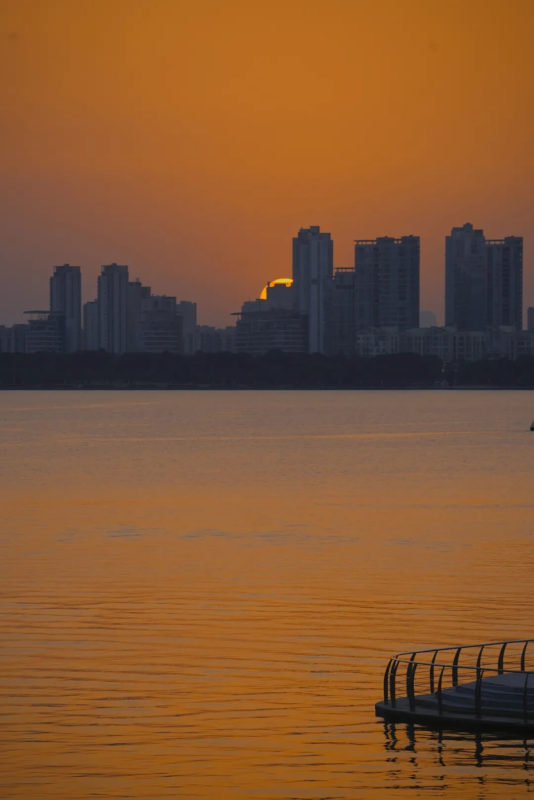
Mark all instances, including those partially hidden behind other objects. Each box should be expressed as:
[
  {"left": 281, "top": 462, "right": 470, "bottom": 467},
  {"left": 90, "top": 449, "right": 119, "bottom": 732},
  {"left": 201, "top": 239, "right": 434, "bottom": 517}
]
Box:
[{"left": 1, "top": 390, "right": 534, "bottom": 799}]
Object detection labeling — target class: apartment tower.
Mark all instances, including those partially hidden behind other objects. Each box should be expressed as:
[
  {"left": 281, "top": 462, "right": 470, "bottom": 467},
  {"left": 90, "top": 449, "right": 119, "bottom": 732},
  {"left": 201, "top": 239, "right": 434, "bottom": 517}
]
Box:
[
  {"left": 50, "top": 264, "right": 82, "bottom": 352},
  {"left": 97, "top": 263, "right": 129, "bottom": 353},
  {"left": 445, "top": 223, "right": 523, "bottom": 330},
  {"left": 354, "top": 236, "right": 420, "bottom": 330},
  {"left": 292, "top": 226, "right": 333, "bottom": 353}
]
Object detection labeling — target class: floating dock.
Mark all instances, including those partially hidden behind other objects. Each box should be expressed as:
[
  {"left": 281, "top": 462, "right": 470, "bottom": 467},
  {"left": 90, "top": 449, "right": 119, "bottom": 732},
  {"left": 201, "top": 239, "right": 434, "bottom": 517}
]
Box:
[{"left": 376, "top": 638, "right": 534, "bottom": 733}]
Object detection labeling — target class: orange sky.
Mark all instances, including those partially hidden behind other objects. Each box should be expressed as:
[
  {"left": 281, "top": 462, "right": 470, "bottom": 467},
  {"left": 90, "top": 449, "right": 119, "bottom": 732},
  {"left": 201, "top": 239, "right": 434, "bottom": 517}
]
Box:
[{"left": 1, "top": 0, "right": 533, "bottom": 325}]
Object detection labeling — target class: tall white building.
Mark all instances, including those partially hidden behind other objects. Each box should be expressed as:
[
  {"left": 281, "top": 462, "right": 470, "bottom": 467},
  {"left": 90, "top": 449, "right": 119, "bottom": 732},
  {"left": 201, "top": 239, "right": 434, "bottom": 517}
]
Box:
[
  {"left": 292, "top": 226, "right": 333, "bottom": 353},
  {"left": 97, "top": 263, "right": 129, "bottom": 353},
  {"left": 50, "top": 264, "right": 82, "bottom": 352}
]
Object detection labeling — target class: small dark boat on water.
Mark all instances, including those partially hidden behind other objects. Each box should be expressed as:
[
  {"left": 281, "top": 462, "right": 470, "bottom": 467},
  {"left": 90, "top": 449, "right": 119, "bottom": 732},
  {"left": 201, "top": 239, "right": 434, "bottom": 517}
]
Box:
[{"left": 376, "top": 638, "right": 534, "bottom": 733}]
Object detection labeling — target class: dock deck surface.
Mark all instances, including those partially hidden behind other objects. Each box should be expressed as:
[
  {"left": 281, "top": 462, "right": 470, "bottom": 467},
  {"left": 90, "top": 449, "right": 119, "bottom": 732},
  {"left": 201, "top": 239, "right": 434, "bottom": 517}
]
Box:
[{"left": 376, "top": 671, "right": 534, "bottom": 732}]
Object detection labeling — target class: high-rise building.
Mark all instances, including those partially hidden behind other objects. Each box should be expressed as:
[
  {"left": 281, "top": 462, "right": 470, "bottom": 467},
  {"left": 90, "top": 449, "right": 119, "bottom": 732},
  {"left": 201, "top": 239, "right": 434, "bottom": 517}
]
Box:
[
  {"left": 486, "top": 237, "right": 523, "bottom": 330},
  {"left": 330, "top": 268, "right": 358, "bottom": 355},
  {"left": 292, "top": 226, "right": 333, "bottom": 353},
  {"left": 50, "top": 264, "right": 82, "bottom": 352},
  {"left": 445, "top": 223, "right": 486, "bottom": 330},
  {"left": 97, "top": 263, "right": 129, "bottom": 353},
  {"left": 445, "top": 223, "right": 523, "bottom": 331},
  {"left": 354, "top": 236, "right": 420, "bottom": 330}
]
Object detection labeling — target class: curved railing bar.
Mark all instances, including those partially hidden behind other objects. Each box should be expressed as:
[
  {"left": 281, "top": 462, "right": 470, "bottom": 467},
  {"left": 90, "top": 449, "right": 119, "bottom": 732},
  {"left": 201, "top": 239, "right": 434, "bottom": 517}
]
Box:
[
  {"left": 475, "top": 667, "right": 483, "bottom": 717},
  {"left": 437, "top": 666, "right": 445, "bottom": 714},
  {"left": 521, "top": 641, "right": 529, "bottom": 672},
  {"left": 452, "top": 646, "right": 461, "bottom": 687},
  {"left": 389, "top": 658, "right": 399, "bottom": 707},
  {"left": 387, "top": 657, "right": 526, "bottom": 672},
  {"left": 407, "top": 653, "right": 416, "bottom": 711},
  {"left": 524, "top": 672, "right": 530, "bottom": 725},
  {"left": 498, "top": 642, "right": 508, "bottom": 674},
  {"left": 429, "top": 649, "right": 438, "bottom": 694},
  {"left": 395, "top": 637, "right": 534, "bottom": 659},
  {"left": 383, "top": 659, "right": 392, "bottom": 704}
]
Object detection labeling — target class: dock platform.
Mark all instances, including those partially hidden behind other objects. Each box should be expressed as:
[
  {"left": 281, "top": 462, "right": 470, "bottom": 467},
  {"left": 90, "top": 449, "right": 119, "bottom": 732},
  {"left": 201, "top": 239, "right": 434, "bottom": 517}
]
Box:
[{"left": 376, "top": 639, "right": 534, "bottom": 733}]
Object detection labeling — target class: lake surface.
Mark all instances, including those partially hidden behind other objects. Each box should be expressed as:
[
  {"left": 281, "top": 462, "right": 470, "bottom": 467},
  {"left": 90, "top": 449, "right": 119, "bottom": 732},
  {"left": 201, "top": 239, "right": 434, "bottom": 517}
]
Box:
[{"left": 1, "top": 389, "right": 534, "bottom": 799}]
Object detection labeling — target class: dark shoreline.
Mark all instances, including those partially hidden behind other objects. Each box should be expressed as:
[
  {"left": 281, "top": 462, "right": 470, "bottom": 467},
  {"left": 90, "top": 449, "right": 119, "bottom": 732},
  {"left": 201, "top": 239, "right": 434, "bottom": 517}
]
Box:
[{"left": 2, "top": 352, "right": 534, "bottom": 390}]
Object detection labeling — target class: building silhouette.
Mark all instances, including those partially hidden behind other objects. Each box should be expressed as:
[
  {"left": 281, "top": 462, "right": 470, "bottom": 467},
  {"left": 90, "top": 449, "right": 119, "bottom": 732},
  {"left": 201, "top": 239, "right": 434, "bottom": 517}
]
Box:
[
  {"left": 354, "top": 236, "right": 420, "bottom": 331},
  {"left": 236, "top": 303, "right": 306, "bottom": 355},
  {"left": 0, "top": 223, "right": 532, "bottom": 362},
  {"left": 97, "top": 263, "right": 129, "bottom": 353},
  {"left": 445, "top": 223, "right": 486, "bottom": 330},
  {"left": 50, "top": 264, "right": 81, "bottom": 352},
  {"left": 235, "top": 278, "right": 306, "bottom": 354},
  {"left": 331, "top": 268, "right": 358, "bottom": 355},
  {"left": 83, "top": 270, "right": 194, "bottom": 354},
  {"left": 138, "top": 293, "right": 181, "bottom": 353},
  {"left": 292, "top": 226, "right": 333, "bottom": 353},
  {"left": 23, "top": 311, "right": 64, "bottom": 353},
  {"left": 445, "top": 223, "right": 523, "bottom": 331},
  {"left": 486, "top": 236, "right": 523, "bottom": 329}
]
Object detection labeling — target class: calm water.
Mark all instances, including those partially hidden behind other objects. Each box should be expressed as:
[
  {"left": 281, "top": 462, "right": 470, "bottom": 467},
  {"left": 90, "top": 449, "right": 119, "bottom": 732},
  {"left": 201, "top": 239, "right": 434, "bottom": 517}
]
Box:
[{"left": 1, "top": 389, "right": 534, "bottom": 799}]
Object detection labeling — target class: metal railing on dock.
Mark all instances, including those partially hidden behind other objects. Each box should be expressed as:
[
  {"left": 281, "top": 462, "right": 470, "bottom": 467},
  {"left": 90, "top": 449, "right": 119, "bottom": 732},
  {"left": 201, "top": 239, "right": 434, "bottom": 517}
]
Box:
[{"left": 381, "top": 638, "right": 534, "bottom": 724}]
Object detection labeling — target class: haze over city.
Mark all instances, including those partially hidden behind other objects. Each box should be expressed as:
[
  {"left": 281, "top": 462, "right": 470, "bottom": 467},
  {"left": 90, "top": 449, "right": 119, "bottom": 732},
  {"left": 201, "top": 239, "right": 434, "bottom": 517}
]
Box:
[{"left": 1, "top": 0, "right": 533, "bottom": 326}]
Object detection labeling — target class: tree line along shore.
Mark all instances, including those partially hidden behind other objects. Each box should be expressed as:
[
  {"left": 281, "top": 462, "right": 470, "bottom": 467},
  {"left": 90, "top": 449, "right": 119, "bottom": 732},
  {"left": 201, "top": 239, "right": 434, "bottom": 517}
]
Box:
[{"left": 1, "top": 352, "right": 534, "bottom": 389}]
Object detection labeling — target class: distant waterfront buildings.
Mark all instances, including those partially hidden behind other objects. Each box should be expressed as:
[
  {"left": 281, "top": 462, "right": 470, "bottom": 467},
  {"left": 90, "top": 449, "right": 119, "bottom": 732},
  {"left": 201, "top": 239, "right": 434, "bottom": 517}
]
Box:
[
  {"left": 1, "top": 263, "right": 205, "bottom": 355},
  {"left": 234, "top": 222, "right": 532, "bottom": 360},
  {"left": 327, "top": 235, "right": 419, "bottom": 356},
  {"left": 0, "top": 222, "right": 532, "bottom": 361},
  {"left": 445, "top": 223, "right": 523, "bottom": 331}
]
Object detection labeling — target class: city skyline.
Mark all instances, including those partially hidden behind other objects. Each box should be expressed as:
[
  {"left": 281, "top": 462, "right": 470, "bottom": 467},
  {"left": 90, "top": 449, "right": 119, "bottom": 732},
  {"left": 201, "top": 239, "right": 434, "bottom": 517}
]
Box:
[
  {"left": 1, "top": 222, "right": 531, "bottom": 330},
  {"left": 3, "top": 222, "right": 533, "bottom": 363},
  {"left": 1, "top": 1, "right": 533, "bottom": 328}
]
